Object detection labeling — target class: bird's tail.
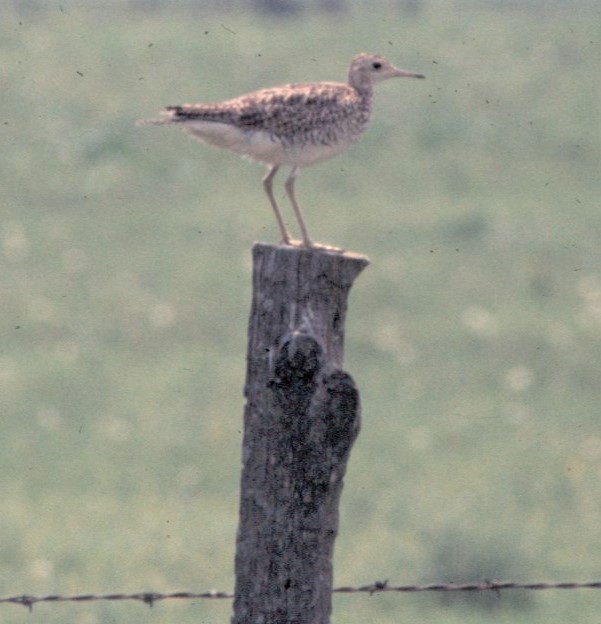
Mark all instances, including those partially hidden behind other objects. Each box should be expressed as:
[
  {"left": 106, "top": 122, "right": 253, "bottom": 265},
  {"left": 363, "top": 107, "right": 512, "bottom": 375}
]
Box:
[
  {"left": 136, "top": 106, "right": 203, "bottom": 126},
  {"left": 136, "top": 107, "right": 191, "bottom": 126},
  {"left": 135, "top": 116, "right": 176, "bottom": 127}
]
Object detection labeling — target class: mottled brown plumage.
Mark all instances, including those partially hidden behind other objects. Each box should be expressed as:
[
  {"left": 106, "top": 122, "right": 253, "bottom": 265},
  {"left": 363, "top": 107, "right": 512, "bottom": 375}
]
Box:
[
  {"left": 138, "top": 53, "right": 424, "bottom": 247},
  {"left": 164, "top": 83, "right": 371, "bottom": 153}
]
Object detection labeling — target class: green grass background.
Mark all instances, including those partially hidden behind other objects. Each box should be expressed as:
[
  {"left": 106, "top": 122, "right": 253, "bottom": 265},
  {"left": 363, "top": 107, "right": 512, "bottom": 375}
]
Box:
[{"left": 1, "top": 1, "right": 600, "bottom": 622}]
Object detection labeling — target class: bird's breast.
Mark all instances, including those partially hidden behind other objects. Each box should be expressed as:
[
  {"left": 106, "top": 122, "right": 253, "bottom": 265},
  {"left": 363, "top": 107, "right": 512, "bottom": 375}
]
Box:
[{"left": 183, "top": 120, "right": 364, "bottom": 167}]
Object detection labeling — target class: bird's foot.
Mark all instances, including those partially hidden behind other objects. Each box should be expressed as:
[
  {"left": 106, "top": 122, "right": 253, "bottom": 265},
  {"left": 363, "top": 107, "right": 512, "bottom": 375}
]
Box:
[
  {"left": 279, "top": 237, "right": 306, "bottom": 248},
  {"left": 279, "top": 239, "right": 345, "bottom": 253},
  {"left": 307, "top": 241, "right": 346, "bottom": 253}
]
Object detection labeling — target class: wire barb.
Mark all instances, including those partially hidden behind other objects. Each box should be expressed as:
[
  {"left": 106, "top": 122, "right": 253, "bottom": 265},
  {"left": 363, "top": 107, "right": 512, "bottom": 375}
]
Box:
[{"left": 2, "top": 581, "right": 601, "bottom": 610}]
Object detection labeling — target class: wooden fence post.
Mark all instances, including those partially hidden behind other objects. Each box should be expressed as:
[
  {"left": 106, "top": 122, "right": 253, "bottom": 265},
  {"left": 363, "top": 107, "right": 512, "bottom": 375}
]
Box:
[{"left": 232, "top": 243, "right": 369, "bottom": 624}]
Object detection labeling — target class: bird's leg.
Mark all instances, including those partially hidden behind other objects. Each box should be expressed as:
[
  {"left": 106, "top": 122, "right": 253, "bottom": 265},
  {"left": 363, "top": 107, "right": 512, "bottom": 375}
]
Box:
[
  {"left": 284, "top": 167, "right": 312, "bottom": 248},
  {"left": 263, "top": 165, "right": 293, "bottom": 245}
]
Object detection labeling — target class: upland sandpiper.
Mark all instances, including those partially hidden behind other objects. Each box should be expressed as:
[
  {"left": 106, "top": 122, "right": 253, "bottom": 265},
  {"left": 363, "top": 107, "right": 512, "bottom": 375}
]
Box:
[{"left": 137, "top": 53, "right": 424, "bottom": 247}]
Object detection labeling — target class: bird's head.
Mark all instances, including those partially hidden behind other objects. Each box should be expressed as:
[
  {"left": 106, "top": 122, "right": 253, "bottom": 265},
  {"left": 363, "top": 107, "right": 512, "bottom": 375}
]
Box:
[{"left": 349, "top": 53, "right": 425, "bottom": 91}]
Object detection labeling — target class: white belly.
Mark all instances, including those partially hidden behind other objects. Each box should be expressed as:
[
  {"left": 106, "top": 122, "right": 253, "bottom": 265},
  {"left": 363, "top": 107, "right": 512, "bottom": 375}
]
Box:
[{"left": 183, "top": 121, "right": 358, "bottom": 168}]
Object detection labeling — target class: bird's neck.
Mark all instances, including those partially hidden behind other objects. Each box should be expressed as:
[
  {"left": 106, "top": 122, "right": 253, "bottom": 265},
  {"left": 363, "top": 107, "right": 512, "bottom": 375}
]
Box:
[
  {"left": 348, "top": 70, "right": 374, "bottom": 100},
  {"left": 350, "top": 82, "right": 373, "bottom": 103}
]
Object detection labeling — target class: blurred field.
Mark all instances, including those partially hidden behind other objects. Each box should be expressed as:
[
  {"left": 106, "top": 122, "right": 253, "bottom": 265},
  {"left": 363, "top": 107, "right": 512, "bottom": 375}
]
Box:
[{"left": 1, "top": 1, "right": 600, "bottom": 623}]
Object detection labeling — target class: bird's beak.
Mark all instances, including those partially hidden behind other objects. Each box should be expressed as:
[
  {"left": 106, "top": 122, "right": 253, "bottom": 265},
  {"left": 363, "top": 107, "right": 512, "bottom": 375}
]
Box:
[{"left": 392, "top": 67, "right": 425, "bottom": 79}]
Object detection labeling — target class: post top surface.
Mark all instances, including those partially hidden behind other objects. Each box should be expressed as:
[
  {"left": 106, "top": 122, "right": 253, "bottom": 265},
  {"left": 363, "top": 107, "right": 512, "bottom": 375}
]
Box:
[{"left": 252, "top": 242, "right": 370, "bottom": 266}]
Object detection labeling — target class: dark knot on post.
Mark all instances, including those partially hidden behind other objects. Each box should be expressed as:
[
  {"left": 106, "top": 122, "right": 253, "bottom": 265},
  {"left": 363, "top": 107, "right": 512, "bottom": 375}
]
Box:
[
  {"left": 321, "top": 370, "right": 361, "bottom": 460},
  {"left": 267, "top": 331, "right": 361, "bottom": 511},
  {"left": 269, "top": 332, "right": 324, "bottom": 418}
]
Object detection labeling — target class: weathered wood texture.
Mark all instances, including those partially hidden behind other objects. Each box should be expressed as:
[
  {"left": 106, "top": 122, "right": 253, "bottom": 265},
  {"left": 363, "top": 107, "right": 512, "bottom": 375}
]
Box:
[{"left": 232, "top": 243, "right": 369, "bottom": 624}]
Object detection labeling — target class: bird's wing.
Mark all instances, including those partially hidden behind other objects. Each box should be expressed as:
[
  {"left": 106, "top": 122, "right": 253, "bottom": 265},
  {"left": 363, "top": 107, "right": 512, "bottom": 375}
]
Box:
[{"left": 165, "top": 82, "right": 360, "bottom": 137}]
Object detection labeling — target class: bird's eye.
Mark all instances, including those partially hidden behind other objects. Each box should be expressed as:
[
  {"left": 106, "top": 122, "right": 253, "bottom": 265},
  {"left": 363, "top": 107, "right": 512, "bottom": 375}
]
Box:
[{"left": 372, "top": 62, "right": 382, "bottom": 70}]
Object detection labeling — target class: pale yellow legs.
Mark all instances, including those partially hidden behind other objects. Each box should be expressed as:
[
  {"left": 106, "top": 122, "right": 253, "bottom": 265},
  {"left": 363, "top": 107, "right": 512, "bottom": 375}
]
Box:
[{"left": 262, "top": 165, "right": 312, "bottom": 247}]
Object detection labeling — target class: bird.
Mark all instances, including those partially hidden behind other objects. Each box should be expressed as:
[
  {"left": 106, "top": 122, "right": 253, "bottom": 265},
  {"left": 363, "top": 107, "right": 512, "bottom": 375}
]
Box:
[{"left": 137, "top": 53, "right": 424, "bottom": 248}]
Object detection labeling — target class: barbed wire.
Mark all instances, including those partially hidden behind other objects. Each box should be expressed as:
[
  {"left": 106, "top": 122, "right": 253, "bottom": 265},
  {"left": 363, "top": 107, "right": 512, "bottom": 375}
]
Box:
[{"left": 3, "top": 579, "right": 601, "bottom": 611}]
